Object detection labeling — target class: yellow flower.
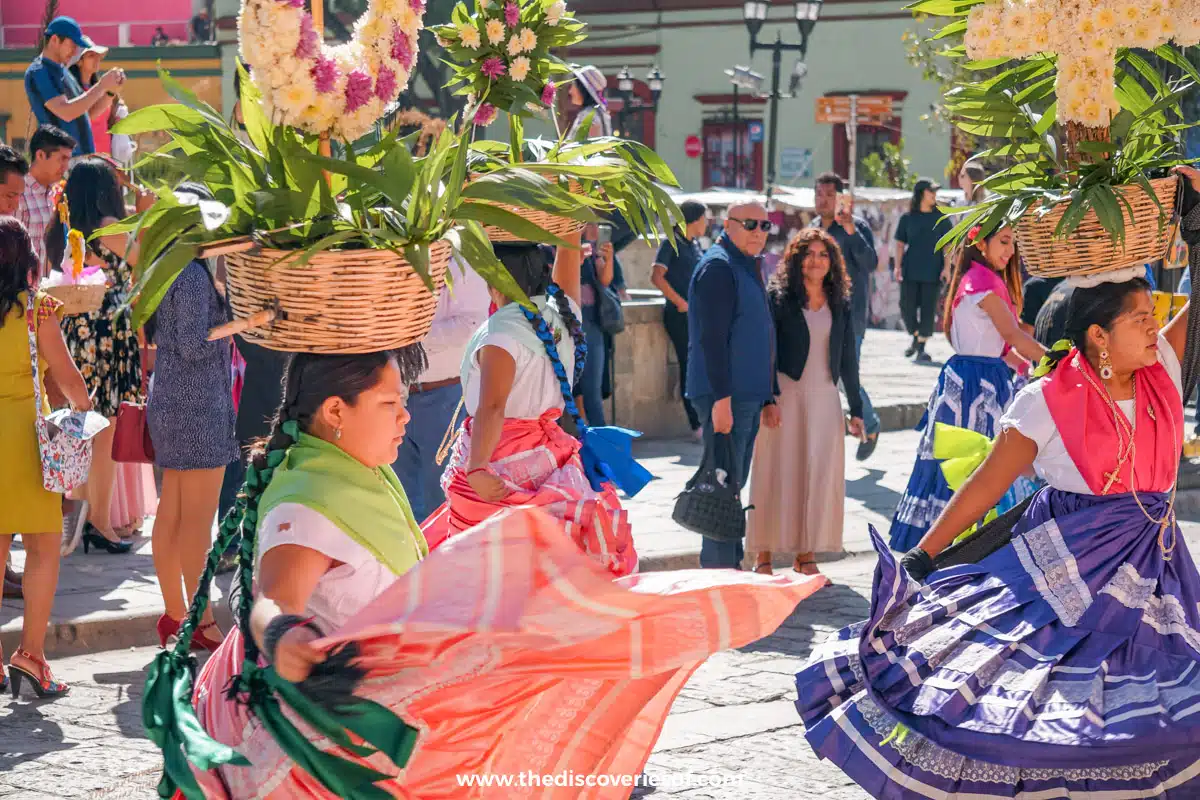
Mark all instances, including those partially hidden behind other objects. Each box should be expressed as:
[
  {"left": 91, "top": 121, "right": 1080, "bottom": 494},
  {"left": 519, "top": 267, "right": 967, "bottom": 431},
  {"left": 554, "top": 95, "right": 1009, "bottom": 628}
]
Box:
[
  {"left": 359, "top": 15, "right": 388, "bottom": 44},
  {"left": 510, "top": 55, "right": 531, "bottom": 81},
  {"left": 1005, "top": 5, "right": 1032, "bottom": 38},
  {"left": 1088, "top": 32, "right": 1113, "bottom": 55},
  {"left": 277, "top": 81, "right": 316, "bottom": 119},
  {"left": 458, "top": 22, "right": 481, "bottom": 48},
  {"left": 519, "top": 27, "right": 538, "bottom": 51},
  {"left": 375, "top": 0, "right": 401, "bottom": 15},
  {"left": 1032, "top": 9, "right": 1053, "bottom": 27},
  {"left": 1080, "top": 97, "right": 1105, "bottom": 126},
  {"left": 1078, "top": 16, "right": 1096, "bottom": 36},
  {"left": 1131, "top": 22, "right": 1155, "bottom": 47},
  {"left": 1031, "top": 27, "right": 1051, "bottom": 50},
  {"left": 398, "top": 5, "right": 421, "bottom": 35},
  {"left": 984, "top": 37, "right": 1008, "bottom": 58},
  {"left": 1117, "top": 2, "right": 1140, "bottom": 24},
  {"left": 486, "top": 18, "right": 506, "bottom": 45},
  {"left": 1092, "top": 6, "right": 1115, "bottom": 28},
  {"left": 507, "top": 33, "right": 522, "bottom": 56}
]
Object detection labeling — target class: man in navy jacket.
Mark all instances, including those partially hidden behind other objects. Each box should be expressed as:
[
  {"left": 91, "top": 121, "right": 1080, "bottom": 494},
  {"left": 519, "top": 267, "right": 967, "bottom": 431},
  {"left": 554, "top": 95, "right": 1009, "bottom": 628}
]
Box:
[{"left": 686, "top": 202, "right": 777, "bottom": 569}]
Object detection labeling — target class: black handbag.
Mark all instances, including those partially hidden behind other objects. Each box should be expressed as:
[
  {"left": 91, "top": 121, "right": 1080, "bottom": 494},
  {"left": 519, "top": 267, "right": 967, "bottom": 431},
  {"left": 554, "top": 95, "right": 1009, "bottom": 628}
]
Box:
[
  {"left": 595, "top": 282, "right": 625, "bottom": 335},
  {"left": 671, "top": 434, "right": 746, "bottom": 542}
]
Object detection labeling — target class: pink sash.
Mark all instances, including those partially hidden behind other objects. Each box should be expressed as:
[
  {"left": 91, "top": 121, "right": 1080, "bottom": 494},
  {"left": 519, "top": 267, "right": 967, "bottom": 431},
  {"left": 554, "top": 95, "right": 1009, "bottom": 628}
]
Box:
[
  {"left": 1041, "top": 349, "right": 1182, "bottom": 494},
  {"left": 953, "top": 261, "right": 1015, "bottom": 318}
]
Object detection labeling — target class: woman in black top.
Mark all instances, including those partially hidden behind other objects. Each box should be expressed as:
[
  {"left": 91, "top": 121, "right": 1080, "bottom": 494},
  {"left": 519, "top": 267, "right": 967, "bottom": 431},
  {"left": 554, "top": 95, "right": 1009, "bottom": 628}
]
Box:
[
  {"left": 747, "top": 228, "right": 864, "bottom": 577},
  {"left": 651, "top": 200, "right": 708, "bottom": 434},
  {"left": 893, "top": 178, "right": 952, "bottom": 362}
]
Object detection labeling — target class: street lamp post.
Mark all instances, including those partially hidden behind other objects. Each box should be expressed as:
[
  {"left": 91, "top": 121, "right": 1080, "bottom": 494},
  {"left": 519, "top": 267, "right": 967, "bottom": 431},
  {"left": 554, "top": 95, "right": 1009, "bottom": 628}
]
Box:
[
  {"left": 614, "top": 66, "right": 666, "bottom": 143},
  {"left": 743, "top": 0, "right": 823, "bottom": 193}
]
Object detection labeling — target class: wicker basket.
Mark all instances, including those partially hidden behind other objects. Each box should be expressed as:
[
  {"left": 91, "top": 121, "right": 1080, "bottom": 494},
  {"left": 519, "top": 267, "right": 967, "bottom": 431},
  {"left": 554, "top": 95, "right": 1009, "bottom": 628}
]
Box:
[
  {"left": 1016, "top": 175, "right": 1181, "bottom": 278},
  {"left": 223, "top": 242, "right": 452, "bottom": 354},
  {"left": 480, "top": 180, "right": 587, "bottom": 243},
  {"left": 45, "top": 283, "right": 106, "bottom": 316}
]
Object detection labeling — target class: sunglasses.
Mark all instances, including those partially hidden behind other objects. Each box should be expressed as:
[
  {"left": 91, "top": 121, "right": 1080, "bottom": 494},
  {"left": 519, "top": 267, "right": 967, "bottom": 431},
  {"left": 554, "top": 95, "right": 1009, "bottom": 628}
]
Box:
[{"left": 729, "top": 217, "right": 773, "bottom": 233}]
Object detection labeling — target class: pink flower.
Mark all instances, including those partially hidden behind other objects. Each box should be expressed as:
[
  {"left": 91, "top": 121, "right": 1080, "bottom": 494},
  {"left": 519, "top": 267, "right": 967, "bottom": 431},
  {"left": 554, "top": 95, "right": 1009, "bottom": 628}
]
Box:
[
  {"left": 504, "top": 1, "right": 520, "bottom": 27},
  {"left": 409, "top": 0, "right": 426, "bottom": 10},
  {"left": 541, "top": 81, "right": 556, "bottom": 105},
  {"left": 295, "top": 13, "right": 319, "bottom": 59},
  {"left": 312, "top": 55, "right": 340, "bottom": 93},
  {"left": 474, "top": 103, "right": 497, "bottom": 126},
  {"left": 481, "top": 56, "right": 506, "bottom": 80},
  {"left": 391, "top": 25, "right": 415, "bottom": 70},
  {"left": 375, "top": 66, "right": 398, "bottom": 100},
  {"left": 344, "top": 69, "right": 374, "bottom": 112}
]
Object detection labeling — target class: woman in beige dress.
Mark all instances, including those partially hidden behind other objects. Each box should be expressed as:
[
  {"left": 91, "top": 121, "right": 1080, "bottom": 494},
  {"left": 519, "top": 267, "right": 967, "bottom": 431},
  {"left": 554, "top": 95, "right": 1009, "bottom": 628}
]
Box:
[{"left": 749, "top": 228, "right": 864, "bottom": 576}]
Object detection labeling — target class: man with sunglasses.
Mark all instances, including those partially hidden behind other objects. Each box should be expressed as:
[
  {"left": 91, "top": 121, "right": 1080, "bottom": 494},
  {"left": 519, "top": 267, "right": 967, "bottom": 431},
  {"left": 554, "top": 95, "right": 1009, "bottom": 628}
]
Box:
[{"left": 686, "top": 202, "right": 777, "bottom": 569}]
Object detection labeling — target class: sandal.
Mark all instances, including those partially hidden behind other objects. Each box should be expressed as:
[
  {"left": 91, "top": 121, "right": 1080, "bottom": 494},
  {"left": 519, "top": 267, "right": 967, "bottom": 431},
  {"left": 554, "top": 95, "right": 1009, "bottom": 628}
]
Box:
[
  {"left": 793, "top": 557, "right": 822, "bottom": 577},
  {"left": 9, "top": 649, "right": 68, "bottom": 699},
  {"left": 753, "top": 561, "right": 774, "bottom": 575}
]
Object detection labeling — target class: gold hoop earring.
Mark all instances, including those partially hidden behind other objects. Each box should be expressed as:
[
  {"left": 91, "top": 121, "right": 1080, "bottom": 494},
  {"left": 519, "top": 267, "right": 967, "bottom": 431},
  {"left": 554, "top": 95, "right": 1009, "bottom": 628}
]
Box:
[{"left": 1099, "top": 349, "right": 1114, "bottom": 381}]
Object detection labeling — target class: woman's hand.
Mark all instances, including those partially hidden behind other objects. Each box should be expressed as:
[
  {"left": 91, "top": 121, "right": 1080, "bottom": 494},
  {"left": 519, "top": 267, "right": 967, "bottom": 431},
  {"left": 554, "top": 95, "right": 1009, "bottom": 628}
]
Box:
[
  {"left": 847, "top": 417, "right": 865, "bottom": 439},
  {"left": 273, "top": 625, "right": 326, "bottom": 683},
  {"left": 1174, "top": 164, "right": 1200, "bottom": 193},
  {"left": 761, "top": 404, "right": 781, "bottom": 429},
  {"left": 468, "top": 468, "right": 510, "bottom": 501}
]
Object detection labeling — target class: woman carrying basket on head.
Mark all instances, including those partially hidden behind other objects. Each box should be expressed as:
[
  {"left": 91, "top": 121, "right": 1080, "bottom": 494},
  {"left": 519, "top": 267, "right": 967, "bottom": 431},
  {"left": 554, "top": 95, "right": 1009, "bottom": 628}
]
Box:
[
  {"left": 793, "top": 167, "right": 1200, "bottom": 798},
  {"left": 147, "top": 245, "right": 827, "bottom": 799}
]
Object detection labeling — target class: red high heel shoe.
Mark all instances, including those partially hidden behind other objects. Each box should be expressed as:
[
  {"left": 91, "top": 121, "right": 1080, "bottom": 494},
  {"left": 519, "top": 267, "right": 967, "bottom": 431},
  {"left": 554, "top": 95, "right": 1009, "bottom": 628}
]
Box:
[
  {"left": 191, "top": 621, "right": 224, "bottom": 653},
  {"left": 9, "top": 649, "right": 68, "bottom": 699},
  {"left": 157, "top": 614, "right": 182, "bottom": 648}
]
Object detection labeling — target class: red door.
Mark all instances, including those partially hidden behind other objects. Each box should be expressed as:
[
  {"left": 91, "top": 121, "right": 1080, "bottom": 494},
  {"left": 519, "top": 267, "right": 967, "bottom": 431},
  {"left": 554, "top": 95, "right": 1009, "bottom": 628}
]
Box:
[{"left": 701, "top": 120, "right": 763, "bottom": 190}]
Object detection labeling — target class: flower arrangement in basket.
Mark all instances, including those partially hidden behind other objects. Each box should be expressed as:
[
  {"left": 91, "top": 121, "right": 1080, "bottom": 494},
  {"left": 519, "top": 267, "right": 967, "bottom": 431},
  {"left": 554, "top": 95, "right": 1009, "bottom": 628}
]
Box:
[
  {"left": 911, "top": 0, "right": 1200, "bottom": 277},
  {"left": 433, "top": 0, "right": 584, "bottom": 129},
  {"left": 100, "top": 1, "right": 681, "bottom": 352},
  {"left": 431, "top": 0, "right": 682, "bottom": 244}
]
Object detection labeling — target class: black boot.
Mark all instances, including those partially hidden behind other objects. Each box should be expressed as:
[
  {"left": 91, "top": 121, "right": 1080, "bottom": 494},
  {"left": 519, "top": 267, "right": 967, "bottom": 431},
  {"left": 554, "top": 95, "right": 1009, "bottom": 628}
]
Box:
[
  {"left": 914, "top": 339, "right": 933, "bottom": 364},
  {"left": 904, "top": 336, "right": 919, "bottom": 358}
]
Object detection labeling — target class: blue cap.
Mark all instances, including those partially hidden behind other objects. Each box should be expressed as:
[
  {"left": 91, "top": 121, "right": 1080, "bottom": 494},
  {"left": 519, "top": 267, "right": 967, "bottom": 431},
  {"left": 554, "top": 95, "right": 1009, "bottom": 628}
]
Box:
[{"left": 45, "top": 17, "right": 91, "bottom": 49}]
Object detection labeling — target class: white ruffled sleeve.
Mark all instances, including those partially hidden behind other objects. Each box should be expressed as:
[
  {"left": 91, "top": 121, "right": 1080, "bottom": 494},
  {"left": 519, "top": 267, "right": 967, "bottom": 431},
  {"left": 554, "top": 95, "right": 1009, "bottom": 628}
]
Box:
[
  {"left": 257, "top": 503, "right": 373, "bottom": 569},
  {"left": 998, "top": 381, "right": 1055, "bottom": 453}
]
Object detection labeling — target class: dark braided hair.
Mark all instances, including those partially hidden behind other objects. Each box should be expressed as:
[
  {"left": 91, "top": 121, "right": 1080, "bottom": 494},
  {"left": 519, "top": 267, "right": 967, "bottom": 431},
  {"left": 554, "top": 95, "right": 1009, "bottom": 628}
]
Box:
[{"left": 493, "top": 243, "right": 588, "bottom": 386}]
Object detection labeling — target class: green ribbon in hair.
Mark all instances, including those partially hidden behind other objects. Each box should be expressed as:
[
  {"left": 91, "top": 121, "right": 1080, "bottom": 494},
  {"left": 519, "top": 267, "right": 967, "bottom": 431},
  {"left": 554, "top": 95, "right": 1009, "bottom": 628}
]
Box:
[
  {"left": 932, "top": 423, "right": 1000, "bottom": 546},
  {"left": 143, "top": 423, "right": 420, "bottom": 799},
  {"left": 1032, "top": 339, "right": 1073, "bottom": 379}
]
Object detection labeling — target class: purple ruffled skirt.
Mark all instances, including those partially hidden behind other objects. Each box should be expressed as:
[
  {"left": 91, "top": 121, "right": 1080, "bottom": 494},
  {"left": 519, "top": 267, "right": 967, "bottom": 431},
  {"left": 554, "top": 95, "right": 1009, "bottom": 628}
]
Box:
[{"left": 796, "top": 488, "right": 1200, "bottom": 798}]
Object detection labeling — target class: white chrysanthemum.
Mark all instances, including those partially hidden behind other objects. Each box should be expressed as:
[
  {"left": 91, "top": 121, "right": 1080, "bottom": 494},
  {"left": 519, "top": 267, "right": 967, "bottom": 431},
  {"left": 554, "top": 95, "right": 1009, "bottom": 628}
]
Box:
[
  {"left": 510, "top": 55, "right": 531, "bottom": 81},
  {"left": 547, "top": 0, "right": 566, "bottom": 25},
  {"left": 519, "top": 27, "right": 537, "bottom": 51},
  {"left": 507, "top": 34, "right": 522, "bottom": 56},
  {"left": 376, "top": 0, "right": 402, "bottom": 15},
  {"left": 458, "top": 22, "right": 482, "bottom": 48},
  {"left": 486, "top": 18, "right": 506, "bottom": 44},
  {"left": 358, "top": 14, "right": 389, "bottom": 45}
]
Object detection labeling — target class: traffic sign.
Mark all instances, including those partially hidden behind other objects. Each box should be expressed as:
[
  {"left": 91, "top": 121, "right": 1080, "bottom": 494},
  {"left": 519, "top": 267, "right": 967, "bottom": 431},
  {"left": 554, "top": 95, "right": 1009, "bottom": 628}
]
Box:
[
  {"left": 685, "top": 135, "right": 703, "bottom": 159},
  {"left": 814, "top": 95, "right": 894, "bottom": 124},
  {"left": 748, "top": 122, "right": 764, "bottom": 144}
]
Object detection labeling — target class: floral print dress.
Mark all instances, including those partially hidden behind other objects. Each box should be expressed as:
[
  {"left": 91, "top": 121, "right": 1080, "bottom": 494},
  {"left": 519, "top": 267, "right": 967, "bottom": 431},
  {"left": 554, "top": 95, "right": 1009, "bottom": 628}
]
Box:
[{"left": 62, "top": 244, "right": 143, "bottom": 418}]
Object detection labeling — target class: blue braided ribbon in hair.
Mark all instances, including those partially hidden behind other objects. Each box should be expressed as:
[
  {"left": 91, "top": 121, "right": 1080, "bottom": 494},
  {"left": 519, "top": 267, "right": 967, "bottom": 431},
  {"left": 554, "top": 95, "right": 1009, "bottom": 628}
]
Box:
[{"left": 521, "top": 283, "right": 654, "bottom": 497}]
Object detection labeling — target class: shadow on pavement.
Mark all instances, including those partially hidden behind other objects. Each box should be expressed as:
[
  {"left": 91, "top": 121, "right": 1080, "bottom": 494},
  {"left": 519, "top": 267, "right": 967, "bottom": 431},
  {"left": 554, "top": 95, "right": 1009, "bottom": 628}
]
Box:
[
  {"left": 92, "top": 667, "right": 151, "bottom": 743},
  {"left": 846, "top": 468, "right": 903, "bottom": 520},
  {"left": 738, "top": 584, "right": 871, "bottom": 661}
]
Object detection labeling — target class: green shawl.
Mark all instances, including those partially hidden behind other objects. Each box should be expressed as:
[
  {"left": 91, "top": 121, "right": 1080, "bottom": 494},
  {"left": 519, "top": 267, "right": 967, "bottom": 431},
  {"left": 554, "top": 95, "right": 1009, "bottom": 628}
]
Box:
[{"left": 258, "top": 432, "right": 428, "bottom": 575}]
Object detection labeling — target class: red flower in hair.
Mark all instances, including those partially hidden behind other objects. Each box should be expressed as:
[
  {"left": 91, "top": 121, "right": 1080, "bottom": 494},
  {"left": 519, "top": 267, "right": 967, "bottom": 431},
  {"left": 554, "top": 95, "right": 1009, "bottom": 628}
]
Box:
[{"left": 967, "top": 225, "right": 983, "bottom": 244}]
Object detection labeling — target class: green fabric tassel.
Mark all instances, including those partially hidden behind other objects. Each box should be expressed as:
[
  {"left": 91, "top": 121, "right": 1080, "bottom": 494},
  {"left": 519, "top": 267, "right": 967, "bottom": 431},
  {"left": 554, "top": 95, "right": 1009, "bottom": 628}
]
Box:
[{"left": 879, "top": 722, "right": 910, "bottom": 748}]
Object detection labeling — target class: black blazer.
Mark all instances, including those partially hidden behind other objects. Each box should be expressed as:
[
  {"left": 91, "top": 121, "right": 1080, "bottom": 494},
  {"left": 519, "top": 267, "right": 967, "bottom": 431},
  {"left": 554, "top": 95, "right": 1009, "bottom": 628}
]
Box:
[{"left": 770, "top": 291, "right": 865, "bottom": 420}]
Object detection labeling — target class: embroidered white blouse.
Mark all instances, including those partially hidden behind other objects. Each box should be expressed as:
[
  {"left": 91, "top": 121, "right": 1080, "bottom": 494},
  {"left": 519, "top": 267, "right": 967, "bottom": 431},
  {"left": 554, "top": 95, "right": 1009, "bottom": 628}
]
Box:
[{"left": 998, "top": 335, "right": 1182, "bottom": 495}]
